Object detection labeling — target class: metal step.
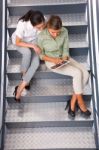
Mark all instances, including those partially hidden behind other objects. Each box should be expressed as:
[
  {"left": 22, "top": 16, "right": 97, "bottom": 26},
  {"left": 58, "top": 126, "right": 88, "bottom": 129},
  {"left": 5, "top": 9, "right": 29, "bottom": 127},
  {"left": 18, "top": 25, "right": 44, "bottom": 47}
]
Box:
[
  {"left": 7, "top": 0, "right": 87, "bottom": 7},
  {"left": 7, "top": 3, "right": 86, "bottom": 17},
  {"left": 8, "top": 13, "right": 87, "bottom": 28},
  {"left": 5, "top": 101, "right": 93, "bottom": 128},
  {"left": 4, "top": 127, "right": 96, "bottom": 149},
  {"left": 7, "top": 33, "right": 89, "bottom": 50},
  {"left": 7, "top": 55, "right": 90, "bottom": 80},
  {"left": 6, "top": 78, "right": 92, "bottom": 103},
  {"left": 8, "top": 26, "right": 88, "bottom": 38},
  {"left": 7, "top": 46, "right": 89, "bottom": 58}
]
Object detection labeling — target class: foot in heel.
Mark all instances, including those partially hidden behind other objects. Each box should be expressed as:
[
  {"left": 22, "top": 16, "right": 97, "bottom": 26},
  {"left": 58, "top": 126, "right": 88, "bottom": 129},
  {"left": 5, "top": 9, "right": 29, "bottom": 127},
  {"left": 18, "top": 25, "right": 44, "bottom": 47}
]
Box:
[
  {"left": 81, "top": 109, "right": 91, "bottom": 117},
  {"left": 25, "top": 84, "right": 30, "bottom": 90},
  {"left": 13, "top": 86, "right": 21, "bottom": 103}
]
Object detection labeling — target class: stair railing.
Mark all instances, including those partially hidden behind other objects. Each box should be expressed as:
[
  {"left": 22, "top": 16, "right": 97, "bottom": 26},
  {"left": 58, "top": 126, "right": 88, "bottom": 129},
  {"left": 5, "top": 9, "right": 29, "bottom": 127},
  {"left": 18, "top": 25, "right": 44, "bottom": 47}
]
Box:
[
  {"left": 0, "top": 0, "right": 7, "bottom": 149},
  {"left": 88, "top": 0, "right": 99, "bottom": 148}
]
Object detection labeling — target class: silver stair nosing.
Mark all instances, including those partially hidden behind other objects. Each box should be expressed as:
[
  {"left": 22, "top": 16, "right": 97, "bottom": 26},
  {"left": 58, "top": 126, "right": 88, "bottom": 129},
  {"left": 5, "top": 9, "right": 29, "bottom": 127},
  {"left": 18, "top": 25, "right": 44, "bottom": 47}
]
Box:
[
  {"left": 7, "top": 0, "right": 87, "bottom": 7},
  {"left": 4, "top": 127, "right": 96, "bottom": 149},
  {"left": 6, "top": 120, "right": 93, "bottom": 129},
  {"left": 6, "top": 95, "right": 92, "bottom": 104}
]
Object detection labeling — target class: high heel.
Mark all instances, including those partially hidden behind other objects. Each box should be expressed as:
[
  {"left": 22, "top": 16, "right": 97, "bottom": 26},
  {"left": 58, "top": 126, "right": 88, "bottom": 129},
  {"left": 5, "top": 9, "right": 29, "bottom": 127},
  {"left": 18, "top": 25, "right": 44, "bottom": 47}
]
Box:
[
  {"left": 13, "top": 86, "right": 21, "bottom": 102},
  {"left": 25, "top": 84, "right": 30, "bottom": 90},
  {"left": 77, "top": 104, "right": 91, "bottom": 117},
  {"left": 80, "top": 108, "right": 91, "bottom": 117},
  {"left": 65, "top": 100, "right": 70, "bottom": 110},
  {"left": 68, "top": 100, "right": 75, "bottom": 118}
]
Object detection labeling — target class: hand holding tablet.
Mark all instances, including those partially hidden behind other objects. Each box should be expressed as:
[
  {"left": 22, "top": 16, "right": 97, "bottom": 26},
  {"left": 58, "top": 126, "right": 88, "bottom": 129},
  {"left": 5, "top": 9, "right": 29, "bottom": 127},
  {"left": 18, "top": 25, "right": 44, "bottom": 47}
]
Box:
[{"left": 51, "top": 60, "right": 70, "bottom": 69}]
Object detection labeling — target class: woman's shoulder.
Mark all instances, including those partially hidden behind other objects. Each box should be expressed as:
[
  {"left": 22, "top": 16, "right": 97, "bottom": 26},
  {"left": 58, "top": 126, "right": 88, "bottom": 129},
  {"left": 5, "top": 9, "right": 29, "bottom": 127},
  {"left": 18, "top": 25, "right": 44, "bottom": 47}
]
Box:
[
  {"left": 17, "top": 20, "right": 26, "bottom": 28},
  {"left": 38, "top": 28, "right": 48, "bottom": 37},
  {"left": 61, "top": 27, "right": 68, "bottom": 33}
]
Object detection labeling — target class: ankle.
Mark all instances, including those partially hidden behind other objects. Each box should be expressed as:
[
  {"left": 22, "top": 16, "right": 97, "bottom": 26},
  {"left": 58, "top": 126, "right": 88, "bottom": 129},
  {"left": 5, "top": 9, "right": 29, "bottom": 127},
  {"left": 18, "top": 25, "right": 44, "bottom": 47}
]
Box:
[
  {"left": 70, "top": 99, "right": 77, "bottom": 111},
  {"left": 77, "top": 102, "right": 87, "bottom": 112}
]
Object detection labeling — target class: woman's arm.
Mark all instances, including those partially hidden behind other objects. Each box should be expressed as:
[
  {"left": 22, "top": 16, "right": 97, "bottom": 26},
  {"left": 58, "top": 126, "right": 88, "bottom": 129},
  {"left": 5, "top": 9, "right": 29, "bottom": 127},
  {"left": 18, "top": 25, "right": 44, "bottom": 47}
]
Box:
[
  {"left": 16, "top": 36, "right": 41, "bottom": 54},
  {"left": 42, "top": 55, "right": 63, "bottom": 64},
  {"left": 62, "top": 28, "right": 69, "bottom": 58}
]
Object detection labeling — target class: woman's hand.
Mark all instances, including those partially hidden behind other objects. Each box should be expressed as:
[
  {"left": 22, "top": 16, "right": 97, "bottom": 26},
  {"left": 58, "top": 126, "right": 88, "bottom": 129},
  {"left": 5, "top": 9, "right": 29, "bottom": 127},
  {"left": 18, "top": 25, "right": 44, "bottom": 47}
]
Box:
[
  {"left": 32, "top": 45, "right": 41, "bottom": 54},
  {"left": 54, "top": 58, "right": 63, "bottom": 64},
  {"left": 15, "top": 37, "right": 41, "bottom": 55},
  {"left": 62, "top": 56, "right": 69, "bottom": 61}
]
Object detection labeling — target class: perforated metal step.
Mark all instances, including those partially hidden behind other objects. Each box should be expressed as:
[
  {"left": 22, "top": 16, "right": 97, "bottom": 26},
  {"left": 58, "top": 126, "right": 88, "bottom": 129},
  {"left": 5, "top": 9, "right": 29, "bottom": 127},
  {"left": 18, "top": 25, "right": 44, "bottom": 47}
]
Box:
[
  {"left": 6, "top": 102, "right": 93, "bottom": 128},
  {"left": 7, "top": 34, "right": 88, "bottom": 52},
  {"left": 4, "top": 127, "right": 95, "bottom": 149},
  {"left": 6, "top": 78, "right": 91, "bottom": 99},
  {"left": 7, "top": 55, "right": 90, "bottom": 76},
  {"left": 8, "top": 0, "right": 87, "bottom": 7},
  {"left": 8, "top": 13, "right": 87, "bottom": 28}
]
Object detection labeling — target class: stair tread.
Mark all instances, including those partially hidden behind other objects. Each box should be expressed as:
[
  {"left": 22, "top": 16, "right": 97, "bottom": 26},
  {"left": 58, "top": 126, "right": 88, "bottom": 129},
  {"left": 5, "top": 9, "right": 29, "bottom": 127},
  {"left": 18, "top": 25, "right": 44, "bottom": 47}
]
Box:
[
  {"left": 6, "top": 102, "right": 93, "bottom": 123},
  {"left": 7, "top": 55, "right": 90, "bottom": 74},
  {"left": 7, "top": 78, "right": 91, "bottom": 97},
  {"left": 8, "top": 13, "right": 87, "bottom": 28},
  {"left": 7, "top": 34, "right": 89, "bottom": 49},
  {"left": 8, "top": 0, "right": 87, "bottom": 7},
  {"left": 5, "top": 127, "right": 95, "bottom": 149}
]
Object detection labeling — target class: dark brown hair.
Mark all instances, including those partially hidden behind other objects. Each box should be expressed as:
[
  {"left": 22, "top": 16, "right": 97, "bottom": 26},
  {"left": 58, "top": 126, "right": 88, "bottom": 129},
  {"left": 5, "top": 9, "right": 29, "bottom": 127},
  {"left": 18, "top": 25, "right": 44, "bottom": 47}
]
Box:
[
  {"left": 47, "top": 15, "right": 62, "bottom": 30},
  {"left": 19, "top": 10, "right": 45, "bottom": 26}
]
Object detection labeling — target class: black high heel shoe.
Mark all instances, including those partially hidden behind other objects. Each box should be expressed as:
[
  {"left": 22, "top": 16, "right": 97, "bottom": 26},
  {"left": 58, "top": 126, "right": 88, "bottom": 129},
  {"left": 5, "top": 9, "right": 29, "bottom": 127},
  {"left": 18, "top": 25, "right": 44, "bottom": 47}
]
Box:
[
  {"left": 13, "top": 86, "right": 21, "bottom": 103},
  {"left": 25, "top": 84, "right": 30, "bottom": 90},
  {"left": 65, "top": 100, "right": 70, "bottom": 110},
  {"left": 79, "top": 108, "right": 91, "bottom": 117},
  {"left": 77, "top": 103, "right": 91, "bottom": 117},
  {"left": 68, "top": 100, "right": 75, "bottom": 118},
  {"left": 81, "top": 110, "right": 91, "bottom": 117}
]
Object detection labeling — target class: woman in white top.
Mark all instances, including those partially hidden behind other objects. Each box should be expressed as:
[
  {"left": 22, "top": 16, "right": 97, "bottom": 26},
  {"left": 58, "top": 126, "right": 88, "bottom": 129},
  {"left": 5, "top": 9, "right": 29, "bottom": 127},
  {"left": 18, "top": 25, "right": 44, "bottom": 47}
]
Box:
[{"left": 12, "top": 10, "right": 45, "bottom": 102}]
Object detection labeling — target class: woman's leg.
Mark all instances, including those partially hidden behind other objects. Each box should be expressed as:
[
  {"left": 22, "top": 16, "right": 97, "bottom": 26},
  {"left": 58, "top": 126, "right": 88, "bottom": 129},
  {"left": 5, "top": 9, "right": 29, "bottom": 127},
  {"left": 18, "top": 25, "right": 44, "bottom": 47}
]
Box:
[
  {"left": 69, "top": 58, "right": 89, "bottom": 87},
  {"left": 45, "top": 60, "right": 90, "bottom": 116},
  {"left": 70, "top": 94, "right": 77, "bottom": 111},
  {"left": 17, "top": 47, "right": 32, "bottom": 74},
  {"left": 15, "top": 80, "right": 27, "bottom": 100},
  {"left": 76, "top": 94, "right": 88, "bottom": 112},
  {"left": 46, "top": 61, "right": 83, "bottom": 94},
  {"left": 22, "top": 52, "right": 39, "bottom": 83},
  {"left": 15, "top": 52, "right": 39, "bottom": 100}
]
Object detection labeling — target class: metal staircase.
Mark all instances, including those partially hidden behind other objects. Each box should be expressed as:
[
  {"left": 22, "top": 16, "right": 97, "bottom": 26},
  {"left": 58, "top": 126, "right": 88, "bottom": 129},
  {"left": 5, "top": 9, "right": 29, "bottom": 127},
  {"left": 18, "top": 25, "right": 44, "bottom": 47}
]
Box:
[{"left": 2, "top": 0, "right": 98, "bottom": 149}]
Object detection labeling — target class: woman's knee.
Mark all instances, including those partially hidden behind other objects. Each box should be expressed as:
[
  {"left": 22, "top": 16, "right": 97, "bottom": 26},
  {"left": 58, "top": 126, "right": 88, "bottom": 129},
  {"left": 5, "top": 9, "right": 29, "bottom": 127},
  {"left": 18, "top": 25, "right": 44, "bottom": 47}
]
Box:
[
  {"left": 33, "top": 55, "right": 40, "bottom": 68},
  {"left": 73, "top": 68, "right": 82, "bottom": 79},
  {"left": 22, "top": 48, "right": 31, "bottom": 58}
]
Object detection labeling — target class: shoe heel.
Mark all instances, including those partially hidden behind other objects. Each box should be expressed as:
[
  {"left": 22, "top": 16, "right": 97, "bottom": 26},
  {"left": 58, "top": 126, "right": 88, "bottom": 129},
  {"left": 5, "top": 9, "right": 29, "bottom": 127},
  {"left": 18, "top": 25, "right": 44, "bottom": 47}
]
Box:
[
  {"left": 68, "top": 100, "right": 75, "bottom": 118},
  {"left": 65, "top": 100, "right": 70, "bottom": 110},
  {"left": 81, "top": 109, "right": 91, "bottom": 117}
]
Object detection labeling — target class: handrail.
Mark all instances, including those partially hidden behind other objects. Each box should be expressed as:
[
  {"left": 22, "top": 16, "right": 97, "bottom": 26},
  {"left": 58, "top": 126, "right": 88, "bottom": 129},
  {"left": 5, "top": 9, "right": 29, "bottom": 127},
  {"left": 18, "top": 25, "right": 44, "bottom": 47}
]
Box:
[
  {"left": 88, "top": 0, "right": 99, "bottom": 148},
  {"left": 0, "top": 0, "right": 7, "bottom": 149},
  {"left": 0, "top": 0, "right": 6, "bottom": 131}
]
